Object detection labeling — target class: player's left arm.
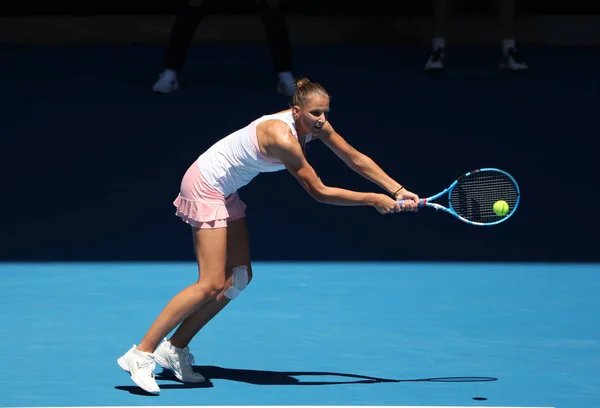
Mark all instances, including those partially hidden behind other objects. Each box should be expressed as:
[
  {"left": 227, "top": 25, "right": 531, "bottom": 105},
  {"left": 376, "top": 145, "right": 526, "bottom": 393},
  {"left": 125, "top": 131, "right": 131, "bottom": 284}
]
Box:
[{"left": 317, "top": 122, "right": 415, "bottom": 200}]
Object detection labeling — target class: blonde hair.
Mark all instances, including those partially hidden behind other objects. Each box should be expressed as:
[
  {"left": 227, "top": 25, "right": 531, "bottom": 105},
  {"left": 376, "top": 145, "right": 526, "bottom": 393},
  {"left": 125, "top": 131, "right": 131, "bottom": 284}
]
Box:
[{"left": 290, "top": 78, "right": 329, "bottom": 107}]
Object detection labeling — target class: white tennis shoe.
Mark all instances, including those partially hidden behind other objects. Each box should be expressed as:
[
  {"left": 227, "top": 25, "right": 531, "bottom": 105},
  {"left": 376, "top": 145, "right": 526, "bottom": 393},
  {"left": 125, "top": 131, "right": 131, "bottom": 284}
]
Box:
[
  {"left": 153, "top": 338, "right": 206, "bottom": 383},
  {"left": 277, "top": 71, "right": 296, "bottom": 96},
  {"left": 499, "top": 47, "right": 529, "bottom": 72},
  {"left": 152, "top": 70, "right": 179, "bottom": 93},
  {"left": 117, "top": 345, "right": 160, "bottom": 394}
]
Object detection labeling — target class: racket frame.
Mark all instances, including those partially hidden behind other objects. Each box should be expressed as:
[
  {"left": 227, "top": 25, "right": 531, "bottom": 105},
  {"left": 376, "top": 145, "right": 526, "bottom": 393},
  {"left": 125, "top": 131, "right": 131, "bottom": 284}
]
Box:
[{"left": 398, "top": 168, "right": 520, "bottom": 226}]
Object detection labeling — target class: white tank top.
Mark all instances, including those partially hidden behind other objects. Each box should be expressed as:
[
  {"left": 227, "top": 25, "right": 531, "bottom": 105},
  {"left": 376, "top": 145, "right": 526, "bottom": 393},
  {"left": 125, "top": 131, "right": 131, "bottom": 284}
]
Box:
[{"left": 196, "top": 110, "right": 314, "bottom": 196}]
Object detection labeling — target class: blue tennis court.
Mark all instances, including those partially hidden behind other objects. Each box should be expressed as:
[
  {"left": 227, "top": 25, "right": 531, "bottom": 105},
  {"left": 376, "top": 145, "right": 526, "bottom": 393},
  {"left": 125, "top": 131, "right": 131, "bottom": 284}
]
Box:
[{"left": 1, "top": 262, "right": 598, "bottom": 407}]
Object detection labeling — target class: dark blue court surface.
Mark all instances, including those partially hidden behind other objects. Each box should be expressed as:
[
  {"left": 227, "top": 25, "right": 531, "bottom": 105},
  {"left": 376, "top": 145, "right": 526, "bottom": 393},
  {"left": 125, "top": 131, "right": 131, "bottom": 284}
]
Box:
[
  {"left": 1, "top": 43, "right": 599, "bottom": 408},
  {"left": 0, "top": 262, "right": 598, "bottom": 407}
]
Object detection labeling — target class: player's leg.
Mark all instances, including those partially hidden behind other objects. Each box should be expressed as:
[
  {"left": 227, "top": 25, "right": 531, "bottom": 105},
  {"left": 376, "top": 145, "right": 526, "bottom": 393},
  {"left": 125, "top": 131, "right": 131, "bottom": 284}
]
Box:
[
  {"left": 117, "top": 225, "right": 227, "bottom": 393},
  {"left": 168, "top": 217, "right": 253, "bottom": 349},
  {"left": 153, "top": 0, "right": 208, "bottom": 93},
  {"left": 424, "top": 0, "right": 452, "bottom": 71},
  {"left": 138, "top": 226, "right": 228, "bottom": 353},
  {"left": 163, "top": 196, "right": 252, "bottom": 342},
  {"left": 257, "top": 0, "right": 295, "bottom": 95},
  {"left": 496, "top": 0, "right": 528, "bottom": 71}
]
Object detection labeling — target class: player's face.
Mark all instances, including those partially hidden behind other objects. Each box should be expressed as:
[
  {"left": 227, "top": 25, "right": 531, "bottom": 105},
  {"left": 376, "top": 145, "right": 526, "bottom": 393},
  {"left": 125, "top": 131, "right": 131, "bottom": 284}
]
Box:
[{"left": 294, "top": 95, "right": 330, "bottom": 135}]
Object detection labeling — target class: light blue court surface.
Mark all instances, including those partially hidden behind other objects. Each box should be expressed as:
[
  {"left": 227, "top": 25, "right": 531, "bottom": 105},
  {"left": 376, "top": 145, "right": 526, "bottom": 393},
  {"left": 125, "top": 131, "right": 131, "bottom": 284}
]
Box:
[{"left": 0, "top": 262, "right": 598, "bottom": 408}]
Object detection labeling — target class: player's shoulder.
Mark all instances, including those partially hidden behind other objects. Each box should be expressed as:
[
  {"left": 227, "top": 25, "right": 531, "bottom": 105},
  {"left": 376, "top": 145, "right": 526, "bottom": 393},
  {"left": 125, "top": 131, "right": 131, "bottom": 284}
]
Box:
[
  {"left": 258, "top": 111, "right": 294, "bottom": 138},
  {"left": 269, "top": 123, "right": 296, "bottom": 149},
  {"left": 261, "top": 109, "right": 292, "bottom": 125}
]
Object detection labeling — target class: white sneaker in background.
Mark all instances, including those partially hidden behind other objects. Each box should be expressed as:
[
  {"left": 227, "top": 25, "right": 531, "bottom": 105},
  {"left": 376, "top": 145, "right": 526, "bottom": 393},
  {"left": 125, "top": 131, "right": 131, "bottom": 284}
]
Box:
[
  {"left": 276, "top": 71, "right": 296, "bottom": 96},
  {"left": 424, "top": 48, "right": 445, "bottom": 71},
  {"left": 152, "top": 69, "right": 179, "bottom": 93},
  {"left": 500, "top": 48, "right": 529, "bottom": 72}
]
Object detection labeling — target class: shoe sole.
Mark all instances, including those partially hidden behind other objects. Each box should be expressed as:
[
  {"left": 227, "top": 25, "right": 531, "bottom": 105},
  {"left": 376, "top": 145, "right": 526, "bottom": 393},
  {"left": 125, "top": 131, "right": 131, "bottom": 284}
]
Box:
[{"left": 117, "top": 357, "right": 160, "bottom": 395}]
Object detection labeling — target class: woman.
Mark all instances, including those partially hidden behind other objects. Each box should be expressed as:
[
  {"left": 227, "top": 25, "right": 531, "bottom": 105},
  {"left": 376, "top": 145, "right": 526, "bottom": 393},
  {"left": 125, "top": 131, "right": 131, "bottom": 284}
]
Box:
[{"left": 118, "top": 78, "right": 420, "bottom": 394}]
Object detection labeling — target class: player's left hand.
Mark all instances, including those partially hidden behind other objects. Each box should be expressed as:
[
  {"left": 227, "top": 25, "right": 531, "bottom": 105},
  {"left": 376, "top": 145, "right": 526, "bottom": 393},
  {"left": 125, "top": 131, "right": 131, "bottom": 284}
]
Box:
[{"left": 395, "top": 189, "right": 420, "bottom": 212}]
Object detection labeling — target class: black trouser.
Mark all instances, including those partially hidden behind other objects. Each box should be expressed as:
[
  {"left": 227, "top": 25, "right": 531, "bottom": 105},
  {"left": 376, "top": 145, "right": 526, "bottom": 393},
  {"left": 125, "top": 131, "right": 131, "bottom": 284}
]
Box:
[{"left": 164, "top": 0, "right": 293, "bottom": 73}]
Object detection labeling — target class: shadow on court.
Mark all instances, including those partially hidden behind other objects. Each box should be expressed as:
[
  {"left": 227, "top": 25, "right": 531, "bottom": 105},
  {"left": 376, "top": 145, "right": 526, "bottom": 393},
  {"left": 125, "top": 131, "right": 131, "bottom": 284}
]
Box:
[{"left": 115, "top": 365, "right": 497, "bottom": 395}]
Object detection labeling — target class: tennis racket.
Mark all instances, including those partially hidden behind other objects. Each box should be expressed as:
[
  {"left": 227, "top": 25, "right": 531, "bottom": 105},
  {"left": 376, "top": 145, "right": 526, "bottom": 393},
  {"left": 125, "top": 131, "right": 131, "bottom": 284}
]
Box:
[{"left": 397, "top": 168, "right": 520, "bottom": 226}]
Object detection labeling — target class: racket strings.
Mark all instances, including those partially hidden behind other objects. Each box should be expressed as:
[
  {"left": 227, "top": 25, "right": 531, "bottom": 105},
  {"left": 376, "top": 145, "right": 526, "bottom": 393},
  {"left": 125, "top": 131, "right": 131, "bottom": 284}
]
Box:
[{"left": 450, "top": 171, "right": 519, "bottom": 224}]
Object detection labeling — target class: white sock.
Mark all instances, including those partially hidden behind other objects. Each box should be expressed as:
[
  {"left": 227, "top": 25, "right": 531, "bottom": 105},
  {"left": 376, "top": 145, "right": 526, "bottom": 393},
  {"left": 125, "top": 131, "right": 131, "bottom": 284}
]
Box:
[
  {"left": 166, "top": 340, "right": 183, "bottom": 352},
  {"left": 432, "top": 37, "right": 445, "bottom": 51},
  {"left": 133, "top": 347, "right": 153, "bottom": 357},
  {"left": 502, "top": 39, "right": 516, "bottom": 55}
]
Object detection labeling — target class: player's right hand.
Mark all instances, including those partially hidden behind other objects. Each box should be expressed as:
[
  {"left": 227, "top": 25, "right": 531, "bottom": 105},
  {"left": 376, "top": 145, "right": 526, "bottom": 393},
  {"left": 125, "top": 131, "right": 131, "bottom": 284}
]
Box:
[{"left": 372, "top": 194, "right": 401, "bottom": 214}]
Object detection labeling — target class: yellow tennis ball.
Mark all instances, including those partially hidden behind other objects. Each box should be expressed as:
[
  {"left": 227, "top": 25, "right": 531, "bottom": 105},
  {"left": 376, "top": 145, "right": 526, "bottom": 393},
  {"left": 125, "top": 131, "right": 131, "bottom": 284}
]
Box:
[{"left": 493, "top": 200, "right": 509, "bottom": 216}]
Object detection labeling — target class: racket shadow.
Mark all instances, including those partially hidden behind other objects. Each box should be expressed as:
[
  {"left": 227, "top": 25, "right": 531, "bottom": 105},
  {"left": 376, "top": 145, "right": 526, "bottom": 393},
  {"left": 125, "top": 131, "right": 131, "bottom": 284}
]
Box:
[{"left": 177, "top": 365, "right": 498, "bottom": 386}]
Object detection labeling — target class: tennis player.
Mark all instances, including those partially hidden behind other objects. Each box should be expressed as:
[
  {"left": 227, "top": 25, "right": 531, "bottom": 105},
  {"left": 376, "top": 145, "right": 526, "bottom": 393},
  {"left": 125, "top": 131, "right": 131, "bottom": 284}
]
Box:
[{"left": 117, "top": 78, "right": 420, "bottom": 394}]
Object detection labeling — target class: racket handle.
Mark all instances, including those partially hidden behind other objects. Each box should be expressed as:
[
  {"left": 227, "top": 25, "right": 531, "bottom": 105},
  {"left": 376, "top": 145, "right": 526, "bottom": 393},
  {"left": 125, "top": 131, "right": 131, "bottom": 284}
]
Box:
[{"left": 397, "top": 199, "right": 427, "bottom": 207}]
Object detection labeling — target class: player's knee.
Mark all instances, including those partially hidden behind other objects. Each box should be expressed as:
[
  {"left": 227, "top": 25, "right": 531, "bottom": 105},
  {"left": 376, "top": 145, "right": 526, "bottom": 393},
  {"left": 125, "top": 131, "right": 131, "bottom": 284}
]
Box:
[
  {"left": 193, "top": 276, "right": 226, "bottom": 300},
  {"left": 224, "top": 265, "right": 251, "bottom": 300}
]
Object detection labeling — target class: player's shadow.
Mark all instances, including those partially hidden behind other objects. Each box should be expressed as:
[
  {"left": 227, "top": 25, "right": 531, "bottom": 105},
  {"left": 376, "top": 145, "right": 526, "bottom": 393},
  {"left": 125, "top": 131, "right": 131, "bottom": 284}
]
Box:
[{"left": 115, "top": 365, "right": 497, "bottom": 395}]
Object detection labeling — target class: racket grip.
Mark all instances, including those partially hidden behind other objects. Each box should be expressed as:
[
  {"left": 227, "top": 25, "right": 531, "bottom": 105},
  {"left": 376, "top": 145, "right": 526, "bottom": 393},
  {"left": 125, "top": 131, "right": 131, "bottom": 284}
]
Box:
[{"left": 397, "top": 199, "right": 426, "bottom": 207}]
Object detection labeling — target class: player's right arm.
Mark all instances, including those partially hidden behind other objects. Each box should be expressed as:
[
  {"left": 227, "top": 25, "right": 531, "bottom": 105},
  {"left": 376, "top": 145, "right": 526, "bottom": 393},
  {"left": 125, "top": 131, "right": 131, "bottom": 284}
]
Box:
[{"left": 261, "top": 122, "right": 399, "bottom": 212}]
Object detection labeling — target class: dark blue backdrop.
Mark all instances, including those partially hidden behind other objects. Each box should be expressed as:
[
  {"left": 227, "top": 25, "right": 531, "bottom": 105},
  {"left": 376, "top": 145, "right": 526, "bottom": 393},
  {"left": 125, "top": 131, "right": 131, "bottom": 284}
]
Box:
[{"left": 1, "top": 43, "right": 597, "bottom": 262}]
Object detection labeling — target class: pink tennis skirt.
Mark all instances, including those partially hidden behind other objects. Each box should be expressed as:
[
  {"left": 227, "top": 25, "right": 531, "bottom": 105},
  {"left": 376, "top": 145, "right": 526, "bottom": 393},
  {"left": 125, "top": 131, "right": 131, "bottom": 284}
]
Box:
[{"left": 173, "top": 162, "right": 247, "bottom": 229}]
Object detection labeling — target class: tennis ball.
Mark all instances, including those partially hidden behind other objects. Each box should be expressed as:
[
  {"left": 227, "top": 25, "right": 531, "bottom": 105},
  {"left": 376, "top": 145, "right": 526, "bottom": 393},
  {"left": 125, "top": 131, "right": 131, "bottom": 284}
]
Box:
[{"left": 493, "top": 200, "right": 509, "bottom": 216}]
